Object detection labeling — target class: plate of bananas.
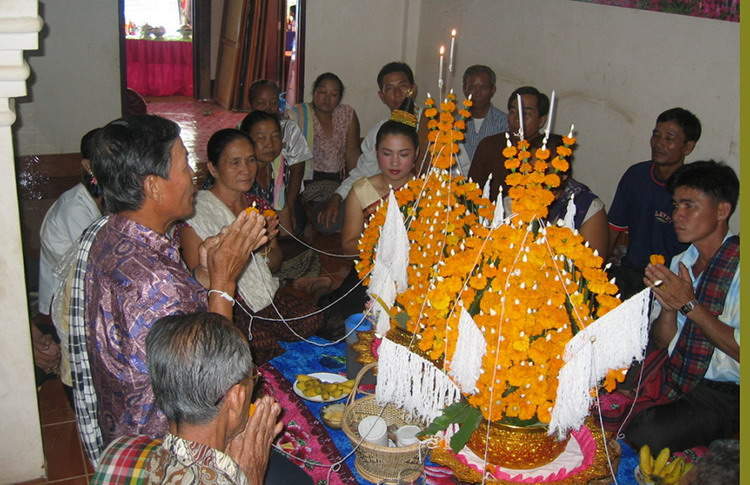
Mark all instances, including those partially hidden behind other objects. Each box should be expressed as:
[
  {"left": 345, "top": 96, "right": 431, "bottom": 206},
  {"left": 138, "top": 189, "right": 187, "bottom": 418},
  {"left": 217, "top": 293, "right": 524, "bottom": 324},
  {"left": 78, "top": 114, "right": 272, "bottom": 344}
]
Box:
[
  {"left": 293, "top": 373, "right": 355, "bottom": 402},
  {"left": 635, "top": 445, "right": 694, "bottom": 485}
]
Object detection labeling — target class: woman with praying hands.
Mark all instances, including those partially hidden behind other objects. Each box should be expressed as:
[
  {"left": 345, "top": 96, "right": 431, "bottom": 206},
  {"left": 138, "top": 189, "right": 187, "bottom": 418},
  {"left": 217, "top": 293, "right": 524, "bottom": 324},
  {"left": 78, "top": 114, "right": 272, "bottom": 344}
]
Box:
[{"left": 180, "top": 129, "right": 323, "bottom": 364}]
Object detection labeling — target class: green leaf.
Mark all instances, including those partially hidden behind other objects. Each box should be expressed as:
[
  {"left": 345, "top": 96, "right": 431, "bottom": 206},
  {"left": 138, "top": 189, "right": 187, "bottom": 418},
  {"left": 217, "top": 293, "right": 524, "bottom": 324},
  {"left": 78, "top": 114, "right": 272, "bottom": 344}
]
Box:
[
  {"left": 502, "top": 385, "right": 519, "bottom": 398},
  {"left": 394, "top": 311, "right": 409, "bottom": 330},
  {"left": 419, "top": 401, "right": 473, "bottom": 436},
  {"left": 418, "top": 401, "right": 483, "bottom": 453},
  {"left": 449, "top": 406, "right": 482, "bottom": 452},
  {"left": 499, "top": 415, "right": 543, "bottom": 427}
]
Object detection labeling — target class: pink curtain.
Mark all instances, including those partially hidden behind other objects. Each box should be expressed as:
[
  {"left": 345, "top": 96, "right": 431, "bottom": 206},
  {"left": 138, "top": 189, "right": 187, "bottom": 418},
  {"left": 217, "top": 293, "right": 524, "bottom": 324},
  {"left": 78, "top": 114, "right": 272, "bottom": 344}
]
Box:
[{"left": 126, "top": 39, "right": 193, "bottom": 97}]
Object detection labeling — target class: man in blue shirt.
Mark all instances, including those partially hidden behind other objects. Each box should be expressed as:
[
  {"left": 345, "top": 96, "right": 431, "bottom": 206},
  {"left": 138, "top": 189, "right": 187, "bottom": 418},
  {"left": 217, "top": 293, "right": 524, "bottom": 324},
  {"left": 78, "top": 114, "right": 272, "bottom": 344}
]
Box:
[{"left": 607, "top": 108, "right": 701, "bottom": 298}]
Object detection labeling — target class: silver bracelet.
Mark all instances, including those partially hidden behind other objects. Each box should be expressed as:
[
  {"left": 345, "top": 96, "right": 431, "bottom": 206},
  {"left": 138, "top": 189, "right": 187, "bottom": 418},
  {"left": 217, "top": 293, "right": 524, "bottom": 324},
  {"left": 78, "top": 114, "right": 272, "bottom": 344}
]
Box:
[{"left": 208, "top": 289, "right": 235, "bottom": 306}]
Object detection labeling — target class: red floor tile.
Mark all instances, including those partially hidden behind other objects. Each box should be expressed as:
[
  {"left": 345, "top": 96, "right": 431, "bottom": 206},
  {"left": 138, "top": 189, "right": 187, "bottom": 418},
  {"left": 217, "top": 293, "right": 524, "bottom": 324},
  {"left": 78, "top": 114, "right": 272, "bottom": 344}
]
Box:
[
  {"left": 37, "top": 379, "right": 75, "bottom": 426},
  {"left": 40, "top": 422, "right": 86, "bottom": 481}
]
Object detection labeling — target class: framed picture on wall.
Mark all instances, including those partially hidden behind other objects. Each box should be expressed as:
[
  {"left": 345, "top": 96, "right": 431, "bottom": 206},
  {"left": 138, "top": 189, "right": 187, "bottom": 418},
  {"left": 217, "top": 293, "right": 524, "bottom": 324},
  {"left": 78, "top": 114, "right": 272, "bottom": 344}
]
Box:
[{"left": 571, "top": 0, "right": 738, "bottom": 22}]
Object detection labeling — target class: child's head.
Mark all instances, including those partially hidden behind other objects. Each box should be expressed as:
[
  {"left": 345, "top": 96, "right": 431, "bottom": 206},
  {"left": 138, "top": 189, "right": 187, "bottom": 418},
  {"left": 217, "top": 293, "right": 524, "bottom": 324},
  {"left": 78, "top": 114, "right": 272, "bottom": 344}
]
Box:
[
  {"left": 206, "top": 128, "right": 257, "bottom": 191},
  {"left": 240, "top": 111, "right": 282, "bottom": 163},
  {"left": 375, "top": 120, "right": 418, "bottom": 181},
  {"left": 247, "top": 80, "right": 281, "bottom": 114},
  {"left": 377, "top": 62, "right": 415, "bottom": 112}
]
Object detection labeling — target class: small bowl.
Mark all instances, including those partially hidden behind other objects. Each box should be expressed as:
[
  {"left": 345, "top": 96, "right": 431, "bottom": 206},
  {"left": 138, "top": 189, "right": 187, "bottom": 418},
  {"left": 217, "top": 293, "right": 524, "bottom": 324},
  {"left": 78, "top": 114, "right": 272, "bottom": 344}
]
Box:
[{"left": 321, "top": 403, "right": 346, "bottom": 429}]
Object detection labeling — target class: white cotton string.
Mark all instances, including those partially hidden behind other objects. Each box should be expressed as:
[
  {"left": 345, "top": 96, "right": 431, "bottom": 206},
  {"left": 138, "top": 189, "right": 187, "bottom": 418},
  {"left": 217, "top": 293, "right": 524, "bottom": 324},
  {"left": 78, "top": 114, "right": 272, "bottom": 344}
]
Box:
[
  {"left": 592, "top": 348, "right": 620, "bottom": 485},
  {"left": 449, "top": 307, "right": 486, "bottom": 394},
  {"left": 235, "top": 255, "right": 374, "bottom": 347},
  {"left": 276, "top": 223, "right": 359, "bottom": 258},
  {"left": 549, "top": 288, "right": 651, "bottom": 439},
  {"left": 612, "top": 289, "right": 656, "bottom": 440}
]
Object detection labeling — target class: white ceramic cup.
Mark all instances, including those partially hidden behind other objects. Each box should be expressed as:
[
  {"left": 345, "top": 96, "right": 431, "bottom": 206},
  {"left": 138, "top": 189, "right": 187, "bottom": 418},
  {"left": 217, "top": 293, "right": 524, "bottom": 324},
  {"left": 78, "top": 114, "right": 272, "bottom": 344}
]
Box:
[
  {"left": 358, "top": 415, "right": 388, "bottom": 446},
  {"left": 395, "top": 424, "right": 422, "bottom": 447}
]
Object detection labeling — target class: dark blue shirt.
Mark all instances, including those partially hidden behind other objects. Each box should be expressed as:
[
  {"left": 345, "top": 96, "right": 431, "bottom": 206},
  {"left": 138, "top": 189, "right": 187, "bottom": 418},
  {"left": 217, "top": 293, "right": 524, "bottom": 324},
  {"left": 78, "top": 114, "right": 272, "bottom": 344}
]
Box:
[{"left": 608, "top": 161, "right": 688, "bottom": 269}]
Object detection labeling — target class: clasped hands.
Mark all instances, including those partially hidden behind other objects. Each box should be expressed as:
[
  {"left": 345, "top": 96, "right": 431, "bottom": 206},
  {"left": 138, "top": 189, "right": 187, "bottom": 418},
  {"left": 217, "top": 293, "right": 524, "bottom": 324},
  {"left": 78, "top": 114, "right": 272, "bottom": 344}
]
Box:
[
  {"left": 643, "top": 262, "right": 695, "bottom": 312},
  {"left": 198, "top": 210, "right": 278, "bottom": 286}
]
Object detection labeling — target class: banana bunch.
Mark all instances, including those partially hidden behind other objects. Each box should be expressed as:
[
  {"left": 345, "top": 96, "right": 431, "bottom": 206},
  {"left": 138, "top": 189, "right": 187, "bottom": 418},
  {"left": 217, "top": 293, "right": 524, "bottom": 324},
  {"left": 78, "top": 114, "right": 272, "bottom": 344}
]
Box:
[
  {"left": 297, "top": 375, "right": 354, "bottom": 400},
  {"left": 639, "top": 445, "right": 694, "bottom": 484}
]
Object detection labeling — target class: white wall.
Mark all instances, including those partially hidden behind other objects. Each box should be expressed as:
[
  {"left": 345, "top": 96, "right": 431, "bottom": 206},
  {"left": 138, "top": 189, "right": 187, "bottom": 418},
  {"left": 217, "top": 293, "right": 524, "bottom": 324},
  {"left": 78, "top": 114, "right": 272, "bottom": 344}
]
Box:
[
  {"left": 414, "top": 0, "right": 739, "bottom": 227},
  {"left": 304, "top": 0, "right": 422, "bottom": 136},
  {"left": 14, "top": 0, "right": 121, "bottom": 155},
  {"left": 0, "top": 0, "right": 46, "bottom": 481}
]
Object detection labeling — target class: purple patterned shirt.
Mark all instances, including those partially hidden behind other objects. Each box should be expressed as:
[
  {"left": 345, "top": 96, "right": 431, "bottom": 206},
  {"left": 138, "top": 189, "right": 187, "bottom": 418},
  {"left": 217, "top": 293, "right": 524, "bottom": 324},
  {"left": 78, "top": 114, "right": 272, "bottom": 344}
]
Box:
[{"left": 84, "top": 214, "right": 207, "bottom": 446}]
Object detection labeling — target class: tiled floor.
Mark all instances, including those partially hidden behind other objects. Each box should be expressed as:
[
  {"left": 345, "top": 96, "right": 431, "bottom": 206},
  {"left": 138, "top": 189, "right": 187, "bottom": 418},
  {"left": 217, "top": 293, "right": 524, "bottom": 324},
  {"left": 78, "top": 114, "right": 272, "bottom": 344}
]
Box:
[
  {"left": 15, "top": 379, "right": 93, "bottom": 484},
  {"left": 146, "top": 96, "right": 247, "bottom": 175}
]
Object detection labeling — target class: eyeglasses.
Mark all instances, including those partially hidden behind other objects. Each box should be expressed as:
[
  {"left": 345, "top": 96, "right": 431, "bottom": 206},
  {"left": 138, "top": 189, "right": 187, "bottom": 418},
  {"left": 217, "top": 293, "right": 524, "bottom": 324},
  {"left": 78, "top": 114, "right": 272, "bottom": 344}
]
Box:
[{"left": 214, "top": 367, "right": 262, "bottom": 406}]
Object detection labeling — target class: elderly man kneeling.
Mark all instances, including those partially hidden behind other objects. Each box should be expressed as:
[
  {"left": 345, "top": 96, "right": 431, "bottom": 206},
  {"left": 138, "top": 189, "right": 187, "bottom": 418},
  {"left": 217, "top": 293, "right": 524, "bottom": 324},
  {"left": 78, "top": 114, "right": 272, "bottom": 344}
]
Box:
[{"left": 92, "top": 312, "right": 312, "bottom": 484}]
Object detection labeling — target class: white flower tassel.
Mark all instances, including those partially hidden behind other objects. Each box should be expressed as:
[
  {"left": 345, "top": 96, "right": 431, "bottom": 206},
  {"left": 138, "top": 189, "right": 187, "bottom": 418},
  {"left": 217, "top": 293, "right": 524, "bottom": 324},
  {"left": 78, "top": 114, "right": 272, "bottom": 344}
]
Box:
[
  {"left": 548, "top": 288, "right": 651, "bottom": 439},
  {"left": 449, "top": 307, "right": 487, "bottom": 394},
  {"left": 562, "top": 193, "right": 576, "bottom": 229},
  {"left": 376, "top": 337, "right": 462, "bottom": 423},
  {"left": 491, "top": 185, "right": 505, "bottom": 229},
  {"left": 480, "top": 174, "right": 493, "bottom": 227},
  {"left": 367, "top": 190, "right": 410, "bottom": 336}
]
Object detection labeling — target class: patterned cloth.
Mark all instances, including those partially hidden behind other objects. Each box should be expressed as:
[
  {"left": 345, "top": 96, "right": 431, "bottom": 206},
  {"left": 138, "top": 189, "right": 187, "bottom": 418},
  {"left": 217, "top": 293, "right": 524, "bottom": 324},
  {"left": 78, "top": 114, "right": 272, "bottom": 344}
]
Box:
[
  {"left": 663, "top": 235, "right": 739, "bottom": 399},
  {"left": 92, "top": 434, "right": 248, "bottom": 485},
  {"left": 84, "top": 215, "right": 207, "bottom": 448},
  {"left": 311, "top": 103, "right": 355, "bottom": 174},
  {"left": 70, "top": 216, "right": 110, "bottom": 465},
  {"left": 90, "top": 435, "right": 161, "bottom": 484}
]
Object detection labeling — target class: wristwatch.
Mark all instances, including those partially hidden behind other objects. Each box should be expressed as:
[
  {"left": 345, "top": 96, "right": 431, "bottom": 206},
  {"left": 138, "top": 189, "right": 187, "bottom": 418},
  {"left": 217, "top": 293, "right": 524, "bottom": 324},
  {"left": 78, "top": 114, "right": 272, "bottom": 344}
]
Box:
[{"left": 679, "top": 299, "right": 698, "bottom": 316}]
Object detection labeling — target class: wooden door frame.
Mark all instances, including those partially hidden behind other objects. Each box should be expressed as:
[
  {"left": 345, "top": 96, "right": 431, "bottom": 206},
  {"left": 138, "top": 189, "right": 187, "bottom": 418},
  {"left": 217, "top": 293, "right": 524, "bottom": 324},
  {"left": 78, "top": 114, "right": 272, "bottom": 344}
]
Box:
[
  {"left": 295, "top": 0, "right": 306, "bottom": 102},
  {"left": 193, "top": 0, "right": 212, "bottom": 100}
]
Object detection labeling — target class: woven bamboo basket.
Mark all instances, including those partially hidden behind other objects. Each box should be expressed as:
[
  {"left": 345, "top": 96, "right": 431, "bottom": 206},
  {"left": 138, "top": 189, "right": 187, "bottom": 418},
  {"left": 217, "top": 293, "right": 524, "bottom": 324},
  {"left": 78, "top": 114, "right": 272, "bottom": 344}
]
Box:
[{"left": 342, "top": 363, "right": 431, "bottom": 483}]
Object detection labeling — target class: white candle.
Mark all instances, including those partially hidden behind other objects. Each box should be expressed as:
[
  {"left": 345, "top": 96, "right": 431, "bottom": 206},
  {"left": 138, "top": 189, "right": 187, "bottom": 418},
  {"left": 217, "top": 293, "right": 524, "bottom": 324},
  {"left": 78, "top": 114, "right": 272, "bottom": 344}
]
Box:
[
  {"left": 505, "top": 131, "right": 512, "bottom": 147},
  {"left": 517, "top": 94, "right": 524, "bottom": 140},
  {"left": 542, "top": 90, "right": 556, "bottom": 150},
  {"left": 568, "top": 123, "right": 575, "bottom": 138},
  {"left": 448, "top": 29, "right": 457, "bottom": 74},
  {"left": 438, "top": 45, "right": 445, "bottom": 94}
]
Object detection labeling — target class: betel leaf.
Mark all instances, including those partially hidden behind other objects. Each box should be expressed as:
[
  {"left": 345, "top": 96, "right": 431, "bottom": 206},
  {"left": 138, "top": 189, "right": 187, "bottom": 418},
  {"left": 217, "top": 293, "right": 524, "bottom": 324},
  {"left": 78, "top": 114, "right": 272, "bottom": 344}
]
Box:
[
  {"left": 418, "top": 401, "right": 483, "bottom": 453},
  {"left": 449, "top": 406, "right": 482, "bottom": 452}
]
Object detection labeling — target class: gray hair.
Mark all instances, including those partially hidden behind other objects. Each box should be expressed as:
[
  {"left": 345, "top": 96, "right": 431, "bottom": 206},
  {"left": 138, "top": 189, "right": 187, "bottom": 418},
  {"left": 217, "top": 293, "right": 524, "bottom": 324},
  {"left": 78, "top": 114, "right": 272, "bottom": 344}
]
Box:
[
  {"left": 463, "top": 65, "right": 496, "bottom": 87},
  {"left": 146, "top": 312, "right": 254, "bottom": 424},
  {"left": 91, "top": 115, "right": 181, "bottom": 213},
  {"left": 694, "top": 439, "right": 739, "bottom": 484}
]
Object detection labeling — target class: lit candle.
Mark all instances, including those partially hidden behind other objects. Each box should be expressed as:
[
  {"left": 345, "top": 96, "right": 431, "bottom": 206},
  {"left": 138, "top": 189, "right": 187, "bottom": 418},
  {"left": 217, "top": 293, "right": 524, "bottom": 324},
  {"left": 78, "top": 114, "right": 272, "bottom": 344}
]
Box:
[
  {"left": 568, "top": 123, "right": 575, "bottom": 138},
  {"left": 542, "top": 90, "right": 556, "bottom": 150},
  {"left": 438, "top": 45, "right": 445, "bottom": 95},
  {"left": 448, "top": 29, "right": 457, "bottom": 74},
  {"left": 517, "top": 94, "right": 524, "bottom": 140}
]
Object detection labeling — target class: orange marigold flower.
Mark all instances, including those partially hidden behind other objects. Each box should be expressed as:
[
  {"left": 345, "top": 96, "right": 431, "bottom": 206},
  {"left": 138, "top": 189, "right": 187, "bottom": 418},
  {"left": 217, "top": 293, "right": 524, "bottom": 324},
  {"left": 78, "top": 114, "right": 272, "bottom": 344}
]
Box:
[
  {"left": 427, "top": 119, "right": 439, "bottom": 129},
  {"left": 556, "top": 145, "right": 573, "bottom": 157},
  {"left": 502, "top": 146, "right": 518, "bottom": 158},
  {"left": 551, "top": 157, "right": 570, "bottom": 173},
  {"left": 518, "top": 149, "right": 531, "bottom": 160},
  {"left": 462, "top": 98, "right": 473, "bottom": 107},
  {"left": 533, "top": 160, "right": 548, "bottom": 172},
  {"left": 505, "top": 173, "right": 524, "bottom": 186},
  {"left": 544, "top": 174, "right": 561, "bottom": 188},
  {"left": 425, "top": 97, "right": 435, "bottom": 106},
  {"left": 440, "top": 101, "right": 456, "bottom": 112},
  {"left": 649, "top": 254, "right": 665, "bottom": 265},
  {"left": 424, "top": 107, "right": 438, "bottom": 118},
  {"left": 453, "top": 119, "right": 466, "bottom": 130},
  {"left": 439, "top": 112, "right": 453, "bottom": 123},
  {"left": 518, "top": 139, "right": 530, "bottom": 150},
  {"left": 535, "top": 148, "right": 550, "bottom": 160},
  {"left": 562, "top": 135, "right": 576, "bottom": 146}
]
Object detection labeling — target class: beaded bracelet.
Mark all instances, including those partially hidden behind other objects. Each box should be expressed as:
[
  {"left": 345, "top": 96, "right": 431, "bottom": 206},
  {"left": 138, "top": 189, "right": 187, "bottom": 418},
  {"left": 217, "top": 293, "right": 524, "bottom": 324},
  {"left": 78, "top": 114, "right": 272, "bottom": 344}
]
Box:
[{"left": 208, "top": 289, "right": 235, "bottom": 306}]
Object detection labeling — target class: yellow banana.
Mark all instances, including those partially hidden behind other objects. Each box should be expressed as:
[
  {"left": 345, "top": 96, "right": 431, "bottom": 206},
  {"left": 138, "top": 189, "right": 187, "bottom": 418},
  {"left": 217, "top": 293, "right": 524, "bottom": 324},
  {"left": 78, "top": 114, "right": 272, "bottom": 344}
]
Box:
[
  {"left": 661, "top": 458, "right": 683, "bottom": 483},
  {"left": 639, "top": 444, "right": 654, "bottom": 475},
  {"left": 652, "top": 447, "right": 671, "bottom": 476}
]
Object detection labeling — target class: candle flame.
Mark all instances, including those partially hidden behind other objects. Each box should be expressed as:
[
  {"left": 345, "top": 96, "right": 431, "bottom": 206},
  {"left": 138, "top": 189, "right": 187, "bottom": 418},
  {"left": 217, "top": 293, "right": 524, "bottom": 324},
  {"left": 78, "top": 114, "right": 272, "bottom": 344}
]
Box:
[
  {"left": 439, "top": 45, "right": 445, "bottom": 55},
  {"left": 451, "top": 29, "right": 457, "bottom": 36}
]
